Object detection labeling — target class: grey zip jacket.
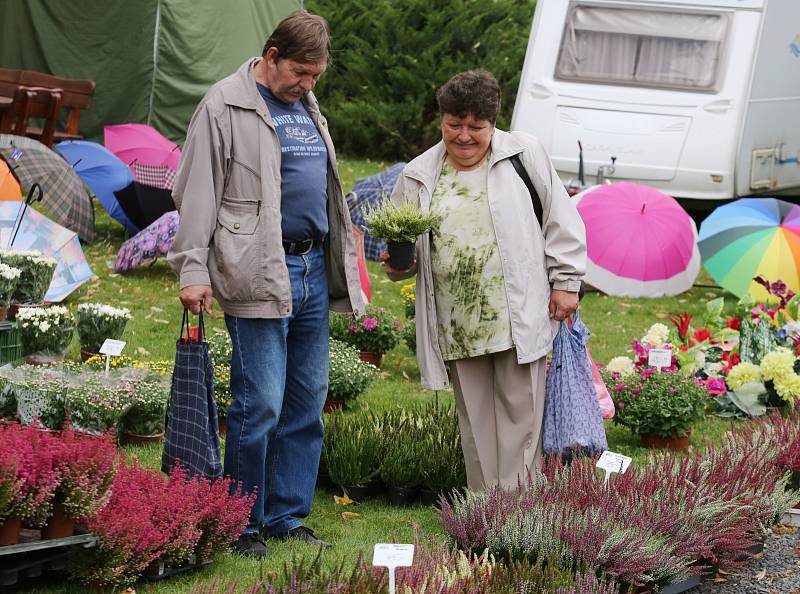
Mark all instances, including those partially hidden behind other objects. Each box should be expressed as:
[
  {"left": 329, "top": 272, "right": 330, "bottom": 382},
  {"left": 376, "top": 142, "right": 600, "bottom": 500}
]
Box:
[
  {"left": 168, "top": 59, "right": 365, "bottom": 319},
  {"left": 388, "top": 129, "right": 586, "bottom": 390}
]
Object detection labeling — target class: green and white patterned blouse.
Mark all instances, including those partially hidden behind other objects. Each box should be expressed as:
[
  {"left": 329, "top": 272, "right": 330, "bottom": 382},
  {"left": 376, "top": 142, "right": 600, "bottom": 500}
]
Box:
[{"left": 430, "top": 156, "right": 513, "bottom": 361}]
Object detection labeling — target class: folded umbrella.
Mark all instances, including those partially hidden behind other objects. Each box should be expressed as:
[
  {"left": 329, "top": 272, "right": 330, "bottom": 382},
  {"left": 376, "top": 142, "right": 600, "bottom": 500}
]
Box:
[
  {"left": 104, "top": 123, "right": 181, "bottom": 172},
  {"left": 55, "top": 140, "right": 139, "bottom": 234},
  {"left": 576, "top": 183, "right": 700, "bottom": 297},
  {"left": 115, "top": 211, "right": 178, "bottom": 272},
  {"left": 0, "top": 136, "right": 94, "bottom": 244},
  {"left": 0, "top": 201, "right": 93, "bottom": 302},
  {"left": 699, "top": 197, "right": 800, "bottom": 299}
]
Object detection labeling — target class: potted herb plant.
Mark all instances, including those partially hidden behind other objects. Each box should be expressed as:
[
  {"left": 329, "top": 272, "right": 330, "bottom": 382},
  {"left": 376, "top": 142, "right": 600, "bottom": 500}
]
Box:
[
  {"left": 361, "top": 196, "right": 439, "bottom": 270},
  {"left": 77, "top": 303, "right": 132, "bottom": 361},
  {"left": 16, "top": 305, "right": 74, "bottom": 365},
  {"left": 603, "top": 368, "right": 706, "bottom": 451},
  {"left": 327, "top": 338, "right": 376, "bottom": 411},
  {"left": 329, "top": 305, "right": 402, "bottom": 366}
]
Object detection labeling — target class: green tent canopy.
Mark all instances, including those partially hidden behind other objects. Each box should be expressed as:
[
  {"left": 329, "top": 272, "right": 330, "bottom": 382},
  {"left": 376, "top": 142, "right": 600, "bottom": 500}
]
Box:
[{"left": 0, "top": 0, "right": 300, "bottom": 145}]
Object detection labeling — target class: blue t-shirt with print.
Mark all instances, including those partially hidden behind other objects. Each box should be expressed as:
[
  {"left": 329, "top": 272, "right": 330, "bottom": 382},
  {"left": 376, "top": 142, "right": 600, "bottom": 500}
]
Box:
[{"left": 258, "top": 83, "right": 329, "bottom": 242}]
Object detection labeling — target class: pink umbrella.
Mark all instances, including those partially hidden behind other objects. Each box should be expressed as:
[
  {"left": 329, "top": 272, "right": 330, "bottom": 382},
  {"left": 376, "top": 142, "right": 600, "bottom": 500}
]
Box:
[
  {"left": 576, "top": 183, "right": 700, "bottom": 297},
  {"left": 104, "top": 124, "right": 181, "bottom": 173}
]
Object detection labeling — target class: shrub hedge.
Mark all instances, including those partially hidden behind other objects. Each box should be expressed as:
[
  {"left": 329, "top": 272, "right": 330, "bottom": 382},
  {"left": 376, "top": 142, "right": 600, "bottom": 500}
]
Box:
[{"left": 307, "top": 0, "right": 537, "bottom": 160}]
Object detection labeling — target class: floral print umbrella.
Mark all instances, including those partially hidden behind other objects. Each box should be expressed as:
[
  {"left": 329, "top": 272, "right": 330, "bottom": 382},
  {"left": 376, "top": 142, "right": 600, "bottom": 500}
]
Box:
[{"left": 114, "top": 211, "right": 178, "bottom": 273}]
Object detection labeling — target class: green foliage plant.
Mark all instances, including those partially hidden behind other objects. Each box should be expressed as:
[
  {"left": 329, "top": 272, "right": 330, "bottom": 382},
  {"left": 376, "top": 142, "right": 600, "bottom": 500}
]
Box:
[
  {"left": 322, "top": 412, "right": 385, "bottom": 489},
  {"left": 361, "top": 196, "right": 439, "bottom": 243},
  {"left": 328, "top": 338, "right": 375, "bottom": 405},
  {"left": 603, "top": 369, "right": 706, "bottom": 438},
  {"left": 306, "top": 0, "right": 535, "bottom": 160}
]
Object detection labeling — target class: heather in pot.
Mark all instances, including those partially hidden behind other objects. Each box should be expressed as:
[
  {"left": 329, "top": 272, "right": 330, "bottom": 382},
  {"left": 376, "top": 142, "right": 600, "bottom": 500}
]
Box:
[{"left": 361, "top": 195, "right": 440, "bottom": 244}]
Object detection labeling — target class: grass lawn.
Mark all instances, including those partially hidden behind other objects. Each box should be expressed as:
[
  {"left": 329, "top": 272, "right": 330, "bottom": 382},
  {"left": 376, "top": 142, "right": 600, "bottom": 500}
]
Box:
[{"left": 26, "top": 158, "right": 743, "bottom": 593}]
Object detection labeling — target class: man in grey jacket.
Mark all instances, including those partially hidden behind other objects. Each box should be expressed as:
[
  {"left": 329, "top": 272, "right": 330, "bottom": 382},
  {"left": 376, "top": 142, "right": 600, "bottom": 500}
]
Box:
[{"left": 168, "top": 10, "right": 364, "bottom": 558}]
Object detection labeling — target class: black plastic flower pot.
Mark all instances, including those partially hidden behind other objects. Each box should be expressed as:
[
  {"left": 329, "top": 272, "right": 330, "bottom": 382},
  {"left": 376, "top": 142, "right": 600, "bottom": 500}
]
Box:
[
  {"left": 387, "top": 241, "right": 415, "bottom": 270},
  {"left": 385, "top": 485, "right": 418, "bottom": 507}
]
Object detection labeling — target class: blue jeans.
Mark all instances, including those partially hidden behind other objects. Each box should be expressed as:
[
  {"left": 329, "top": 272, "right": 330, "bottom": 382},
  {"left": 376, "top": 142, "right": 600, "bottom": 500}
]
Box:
[{"left": 224, "top": 245, "right": 329, "bottom": 535}]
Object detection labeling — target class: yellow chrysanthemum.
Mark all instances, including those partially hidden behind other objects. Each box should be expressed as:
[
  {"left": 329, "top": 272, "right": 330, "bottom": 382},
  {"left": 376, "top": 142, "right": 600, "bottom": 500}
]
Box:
[
  {"left": 606, "top": 356, "right": 636, "bottom": 377},
  {"left": 760, "top": 348, "right": 796, "bottom": 382},
  {"left": 774, "top": 373, "right": 800, "bottom": 401},
  {"left": 726, "top": 362, "right": 763, "bottom": 391}
]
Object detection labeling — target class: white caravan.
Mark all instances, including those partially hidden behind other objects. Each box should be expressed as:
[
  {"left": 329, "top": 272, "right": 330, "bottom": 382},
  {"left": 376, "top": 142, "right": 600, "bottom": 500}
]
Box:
[{"left": 511, "top": 0, "right": 800, "bottom": 206}]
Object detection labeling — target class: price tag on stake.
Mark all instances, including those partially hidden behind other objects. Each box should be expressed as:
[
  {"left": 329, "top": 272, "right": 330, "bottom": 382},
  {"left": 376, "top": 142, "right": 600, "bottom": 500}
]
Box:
[
  {"left": 647, "top": 348, "right": 672, "bottom": 370},
  {"left": 373, "top": 544, "right": 414, "bottom": 594},
  {"left": 596, "top": 450, "right": 632, "bottom": 485},
  {"left": 99, "top": 339, "right": 126, "bottom": 377}
]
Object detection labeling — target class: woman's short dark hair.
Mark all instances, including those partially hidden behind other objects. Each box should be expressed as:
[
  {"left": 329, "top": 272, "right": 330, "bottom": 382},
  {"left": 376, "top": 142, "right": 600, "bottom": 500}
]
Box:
[
  {"left": 262, "top": 10, "right": 331, "bottom": 64},
  {"left": 436, "top": 70, "right": 501, "bottom": 123}
]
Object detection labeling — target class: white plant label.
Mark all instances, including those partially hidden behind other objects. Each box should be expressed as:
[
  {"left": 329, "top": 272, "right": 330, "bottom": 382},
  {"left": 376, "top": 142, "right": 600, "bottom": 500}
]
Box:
[
  {"left": 99, "top": 339, "right": 126, "bottom": 356},
  {"left": 373, "top": 544, "right": 414, "bottom": 594},
  {"left": 647, "top": 348, "right": 672, "bottom": 370},
  {"left": 596, "top": 450, "right": 632, "bottom": 485}
]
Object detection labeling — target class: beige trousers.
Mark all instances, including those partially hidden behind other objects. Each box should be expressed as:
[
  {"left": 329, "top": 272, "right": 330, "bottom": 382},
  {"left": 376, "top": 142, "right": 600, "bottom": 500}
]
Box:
[{"left": 450, "top": 349, "right": 546, "bottom": 491}]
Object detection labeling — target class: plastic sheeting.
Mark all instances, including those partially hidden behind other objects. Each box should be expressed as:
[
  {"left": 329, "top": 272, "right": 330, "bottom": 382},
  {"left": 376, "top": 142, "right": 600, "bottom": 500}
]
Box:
[{"left": 0, "top": 0, "right": 300, "bottom": 144}]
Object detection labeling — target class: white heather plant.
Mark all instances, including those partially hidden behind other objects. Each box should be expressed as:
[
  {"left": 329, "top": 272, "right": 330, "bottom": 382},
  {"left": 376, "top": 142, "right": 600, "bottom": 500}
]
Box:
[
  {"left": 0, "top": 250, "right": 57, "bottom": 303},
  {"left": 77, "top": 303, "right": 132, "bottom": 353},
  {"left": 0, "top": 262, "right": 21, "bottom": 308},
  {"left": 361, "top": 195, "right": 440, "bottom": 243},
  {"left": 16, "top": 306, "right": 74, "bottom": 356}
]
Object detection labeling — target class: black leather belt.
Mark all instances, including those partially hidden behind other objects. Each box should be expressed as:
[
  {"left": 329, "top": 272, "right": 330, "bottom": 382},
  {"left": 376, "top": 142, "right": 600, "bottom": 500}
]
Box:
[{"left": 282, "top": 238, "right": 317, "bottom": 255}]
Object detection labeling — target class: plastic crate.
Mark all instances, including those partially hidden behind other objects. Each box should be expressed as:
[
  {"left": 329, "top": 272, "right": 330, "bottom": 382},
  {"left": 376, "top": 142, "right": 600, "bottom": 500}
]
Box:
[{"left": 0, "top": 321, "right": 22, "bottom": 365}]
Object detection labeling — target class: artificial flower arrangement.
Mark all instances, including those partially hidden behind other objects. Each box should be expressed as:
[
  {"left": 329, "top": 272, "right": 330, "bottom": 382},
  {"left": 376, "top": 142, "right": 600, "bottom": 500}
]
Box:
[
  {"left": 0, "top": 262, "right": 21, "bottom": 309},
  {"left": 327, "top": 338, "right": 376, "bottom": 407},
  {"left": 0, "top": 250, "right": 57, "bottom": 304},
  {"left": 330, "top": 305, "right": 402, "bottom": 357},
  {"left": 16, "top": 305, "right": 74, "bottom": 361},
  {"left": 76, "top": 303, "right": 132, "bottom": 354}
]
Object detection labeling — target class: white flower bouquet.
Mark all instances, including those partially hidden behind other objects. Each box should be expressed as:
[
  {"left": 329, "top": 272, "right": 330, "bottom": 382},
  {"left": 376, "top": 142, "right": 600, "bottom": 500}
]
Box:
[
  {"left": 0, "top": 250, "right": 57, "bottom": 304},
  {"left": 16, "top": 305, "right": 74, "bottom": 359},
  {"left": 77, "top": 303, "right": 132, "bottom": 353},
  {"left": 0, "top": 262, "right": 21, "bottom": 308}
]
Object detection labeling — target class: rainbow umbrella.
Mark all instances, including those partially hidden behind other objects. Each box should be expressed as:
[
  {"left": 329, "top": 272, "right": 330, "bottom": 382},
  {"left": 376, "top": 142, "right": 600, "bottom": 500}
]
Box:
[
  {"left": 576, "top": 183, "right": 700, "bottom": 297},
  {"left": 698, "top": 197, "right": 800, "bottom": 300}
]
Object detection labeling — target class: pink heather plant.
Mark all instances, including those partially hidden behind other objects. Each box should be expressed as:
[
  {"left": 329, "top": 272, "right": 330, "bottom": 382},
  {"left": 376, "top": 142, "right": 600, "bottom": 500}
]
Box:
[
  {"left": 0, "top": 422, "right": 60, "bottom": 527},
  {"left": 0, "top": 460, "right": 23, "bottom": 523}
]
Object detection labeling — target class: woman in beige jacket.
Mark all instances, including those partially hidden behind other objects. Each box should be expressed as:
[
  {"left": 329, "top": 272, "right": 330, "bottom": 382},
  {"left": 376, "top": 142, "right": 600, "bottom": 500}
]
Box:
[{"left": 384, "top": 70, "right": 586, "bottom": 491}]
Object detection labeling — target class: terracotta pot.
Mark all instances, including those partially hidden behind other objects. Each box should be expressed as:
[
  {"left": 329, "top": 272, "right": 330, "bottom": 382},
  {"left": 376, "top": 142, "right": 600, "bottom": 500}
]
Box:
[
  {"left": 0, "top": 515, "right": 21, "bottom": 546},
  {"left": 218, "top": 416, "right": 227, "bottom": 435},
  {"left": 80, "top": 347, "right": 100, "bottom": 363},
  {"left": 358, "top": 351, "right": 382, "bottom": 367},
  {"left": 641, "top": 432, "right": 690, "bottom": 452},
  {"left": 41, "top": 501, "right": 74, "bottom": 539},
  {"left": 24, "top": 352, "right": 65, "bottom": 366},
  {"left": 120, "top": 430, "right": 165, "bottom": 445},
  {"left": 0, "top": 307, "right": 7, "bottom": 322},
  {"left": 8, "top": 302, "right": 44, "bottom": 322},
  {"left": 323, "top": 400, "right": 344, "bottom": 414}
]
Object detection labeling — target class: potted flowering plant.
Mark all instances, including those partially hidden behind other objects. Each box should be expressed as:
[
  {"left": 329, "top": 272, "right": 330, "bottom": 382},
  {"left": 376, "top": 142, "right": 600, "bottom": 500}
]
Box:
[
  {"left": 207, "top": 330, "right": 233, "bottom": 427},
  {"left": 0, "top": 250, "right": 57, "bottom": 306},
  {"left": 329, "top": 305, "right": 402, "bottom": 366},
  {"left": 400, "top": 282, "right": 416, "bottom": 319},
  {"left": 16, "top": 305, "right": 74, "bottom": 364},
  {"left": 65, "top": 373, "right": 133, "bottom": 433},
  {"left": 602, "top": 368, "right": 706, "bottom": 451},
  {"left": 76, "top": 303, "right": 132, "bottom": 360},
  {"left": 362, "top": 196, "right": 439, "bottom": 269},
  {"left": 326, "top": 338, "right": 376, "bottom": 411},
  {"left": 0, "top": 459, "right": 23, "bottom": 545},
  {"left": 0, "top": 262, "right": 20, "bottom": 319},
  {"left": 120, "top": 373, "right": 169, "bottom": 442}
]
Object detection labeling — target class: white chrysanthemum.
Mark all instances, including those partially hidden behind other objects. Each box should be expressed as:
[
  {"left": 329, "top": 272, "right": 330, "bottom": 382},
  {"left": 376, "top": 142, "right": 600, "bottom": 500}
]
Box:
[
  {"left": 38, "top": 321, "right": 51, "bottom": 332},
  {"left": 641, "top": 323, "right": 670, "bottom": 347},
  {"left": 0, "top": 262, "right": 21, "bottom": 280},
  {"left": 606, "top": 356, "right": 636, "bottom": 376}
]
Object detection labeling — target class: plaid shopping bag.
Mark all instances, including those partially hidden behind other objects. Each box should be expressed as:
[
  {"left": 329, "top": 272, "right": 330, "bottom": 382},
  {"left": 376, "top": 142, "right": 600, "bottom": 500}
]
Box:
[
  {"left": 543, "top": 310, "right": 608, "bottom": 456},
  {"left": 162, "top": 309, "right": 222, "bottom": 479}
]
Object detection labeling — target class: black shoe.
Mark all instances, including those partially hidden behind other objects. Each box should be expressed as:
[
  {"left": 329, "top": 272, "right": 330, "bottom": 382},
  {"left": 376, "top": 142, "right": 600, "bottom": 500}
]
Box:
[
  {"left": 233, "top": 533, "right": 269, "bottom": 558},
  {"left": 279, "top": 526, "right": 332, "bottom": 548}
]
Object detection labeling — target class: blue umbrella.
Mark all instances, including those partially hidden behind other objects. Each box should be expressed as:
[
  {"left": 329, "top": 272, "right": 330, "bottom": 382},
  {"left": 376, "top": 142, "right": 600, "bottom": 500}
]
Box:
[{"left": 54, "top": 140, "right": 139, "bottom": 234}]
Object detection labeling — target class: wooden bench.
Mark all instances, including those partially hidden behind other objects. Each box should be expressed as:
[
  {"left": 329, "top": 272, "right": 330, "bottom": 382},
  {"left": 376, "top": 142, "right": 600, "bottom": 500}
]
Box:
[{"left": 0, "top": 68, "right": 95, "bottom": 142}]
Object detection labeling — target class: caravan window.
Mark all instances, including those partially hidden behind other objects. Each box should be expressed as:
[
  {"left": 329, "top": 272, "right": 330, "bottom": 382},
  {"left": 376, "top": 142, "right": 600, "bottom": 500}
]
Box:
[{"left": 555, "top": 5, "right": 728, "bottom": 90}]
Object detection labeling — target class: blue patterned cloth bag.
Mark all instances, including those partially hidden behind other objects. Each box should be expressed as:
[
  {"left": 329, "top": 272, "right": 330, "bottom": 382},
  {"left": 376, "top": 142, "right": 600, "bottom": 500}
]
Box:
[{"left": 543, "top": 311, "right": 608, "bottom": 456}]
